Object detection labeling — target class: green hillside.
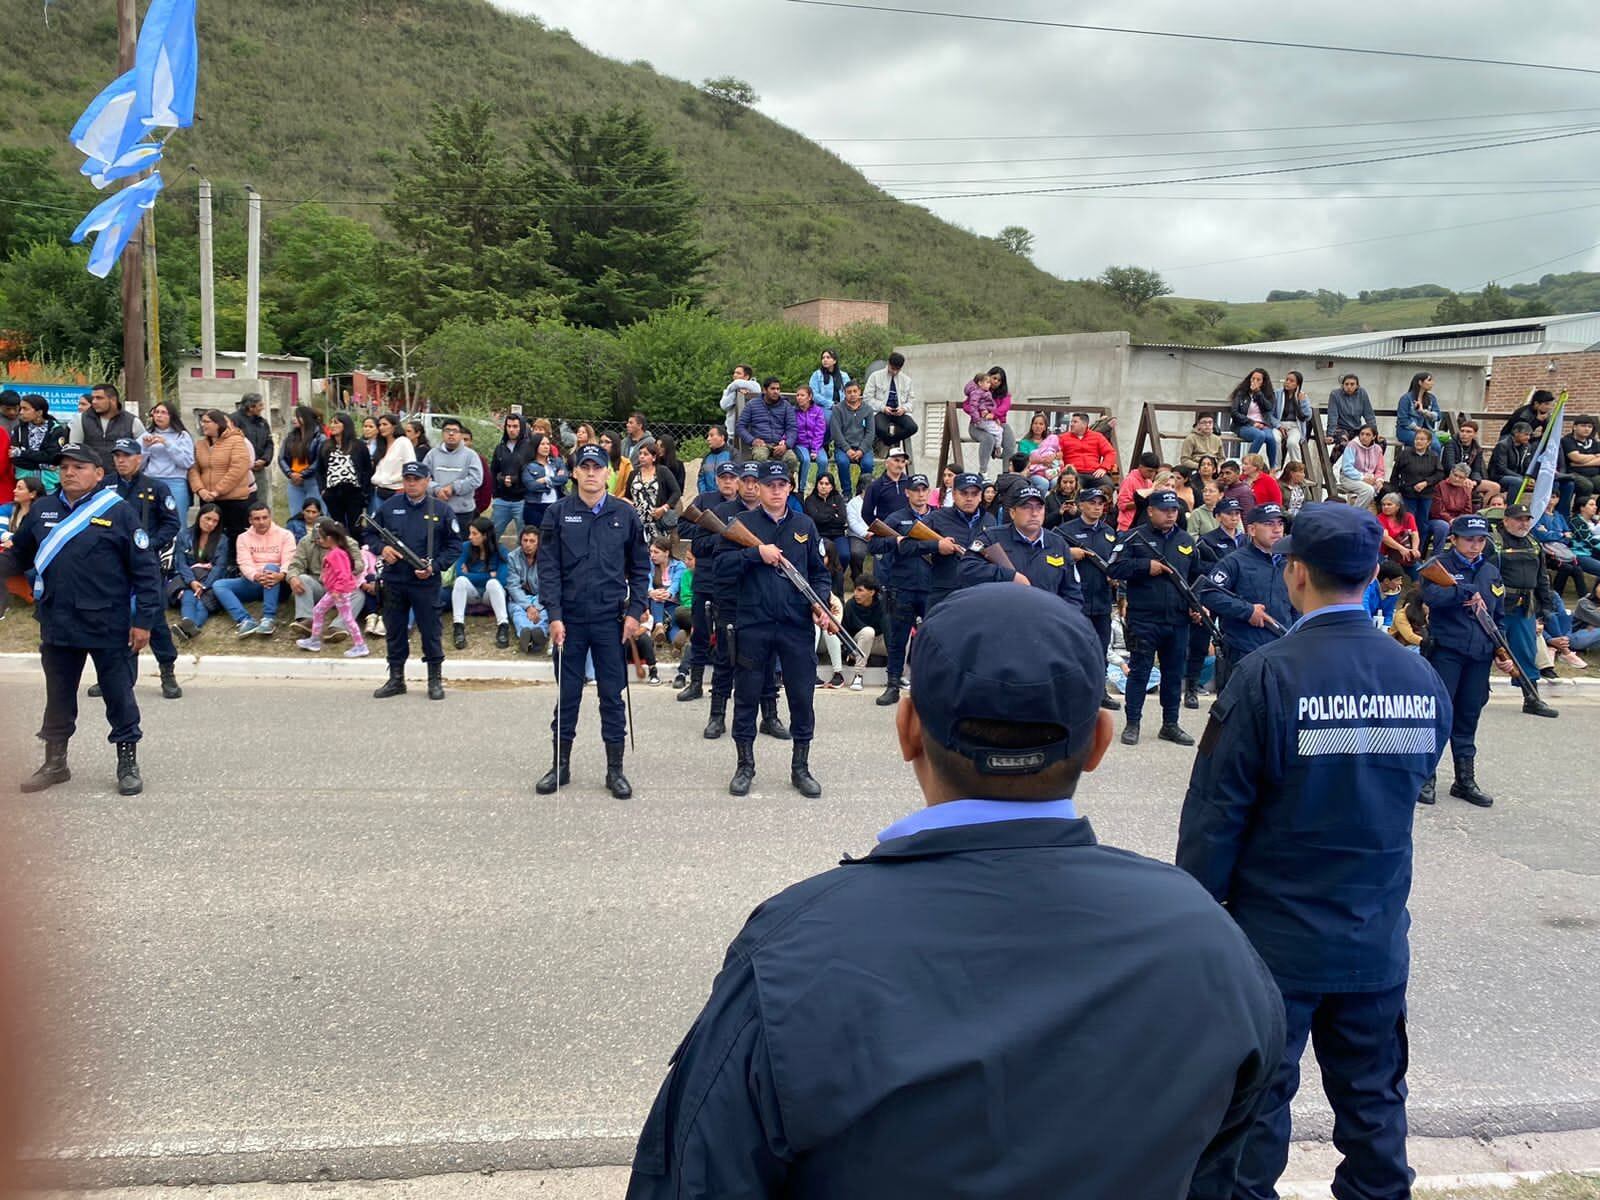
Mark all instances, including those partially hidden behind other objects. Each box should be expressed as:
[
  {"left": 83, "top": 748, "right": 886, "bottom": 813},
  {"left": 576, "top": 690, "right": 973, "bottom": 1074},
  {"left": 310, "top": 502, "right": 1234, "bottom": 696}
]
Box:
[{"left": 0, "top": 0, "right": 1179, "bottom": 345}]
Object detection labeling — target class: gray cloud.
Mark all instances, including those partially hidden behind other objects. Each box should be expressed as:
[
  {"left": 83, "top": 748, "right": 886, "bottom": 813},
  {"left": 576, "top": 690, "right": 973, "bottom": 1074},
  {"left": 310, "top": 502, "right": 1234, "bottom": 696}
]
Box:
[{"left": 502, "top": 0, "right": 1600, "bottom": 301}]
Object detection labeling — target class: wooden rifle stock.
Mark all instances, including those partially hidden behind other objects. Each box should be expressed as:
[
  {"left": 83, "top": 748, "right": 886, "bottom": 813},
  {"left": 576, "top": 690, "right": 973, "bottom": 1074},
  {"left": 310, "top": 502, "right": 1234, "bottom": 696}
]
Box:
[
  {"left": 868, "top": 519, "right": 900, "bottom": 540},
  {"left": 905, "top": 516, "right": 1018, "bottom": 573},
  {"left": 1419, "top": 558, "right": 1540, "bottom": 703}
]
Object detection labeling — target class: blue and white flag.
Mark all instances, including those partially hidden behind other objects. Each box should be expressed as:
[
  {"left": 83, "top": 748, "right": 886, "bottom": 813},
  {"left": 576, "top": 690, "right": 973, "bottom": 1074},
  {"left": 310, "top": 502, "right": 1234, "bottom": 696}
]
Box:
[
  {"left": 71, "top": 173, "right": 164, "bottom": 278},
  {"left": 134, "top": 0, "right": 197, "bottom": 131},
  {"left": 82, "top": 139, "right": 165, "bottom": 189},
  {"left": 70, "top": 70, "right": 144, "bottom": 177},
  {"left": 1526, "top": 391, "right": 1567, "bottom": 516}
]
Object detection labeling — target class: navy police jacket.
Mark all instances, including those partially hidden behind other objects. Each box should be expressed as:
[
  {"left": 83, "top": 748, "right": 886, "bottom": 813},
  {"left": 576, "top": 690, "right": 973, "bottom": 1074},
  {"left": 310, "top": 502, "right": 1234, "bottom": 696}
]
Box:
[
  {"left": 0, "top": 490, "right": 162, "bottom": 648},
  {"left": 113, "top": 470, "right": 181, "bottom": 554},
  {"left": 1060, "top": 515, "right": 1118, "bottom": 616},
  {"left": 720, "top": 506, "right": 831, "bottom": 628},
  {"left": 538, "top": 493, "right": 649, "bottom": 624},
  {"left": 958, "top": 523, "right": 1084, "bottom": 608},
  {"left": 628, "top": 815, "right": 1285, "bottom": 1200},
  {"left": 366, "top": 491, "right": 462, "bottom": 586},
  {"left": 870, "top": 504, "right": 939, "bottom": 594},
  {"left": 1197, "top": 524, "right": 1247, "bottom": 565},
  {"left": 923, "top": 505, "right": 997, "bottom": 609},
  {"left": 700, "top": 495, "right": 759, "bottom": 607},
  {"left": 1197, "top": 543, "right": 1295, "bottom": 659},
  {"left": 1106, "top": 523, "right": 1202, "bottom": 633},
  {"left": 1419, "top": 549, "right": 1504, "bottom": 660},
  {"left": 1177, "top": 607, "right": 1452, "bottom": 992}
]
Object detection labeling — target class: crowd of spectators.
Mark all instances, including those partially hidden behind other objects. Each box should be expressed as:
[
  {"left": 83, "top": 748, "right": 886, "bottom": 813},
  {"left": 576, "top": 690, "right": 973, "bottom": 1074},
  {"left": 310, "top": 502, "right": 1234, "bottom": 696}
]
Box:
[{"left": 2, "top": 365, "right": 1596, "bottom": 686}]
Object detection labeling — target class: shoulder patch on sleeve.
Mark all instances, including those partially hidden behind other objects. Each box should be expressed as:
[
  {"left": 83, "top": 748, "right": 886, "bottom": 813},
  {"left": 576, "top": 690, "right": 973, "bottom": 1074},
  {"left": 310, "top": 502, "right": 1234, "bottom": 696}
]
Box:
[{"left": 134, "top": 529, "right": 150, "bottom": 550}]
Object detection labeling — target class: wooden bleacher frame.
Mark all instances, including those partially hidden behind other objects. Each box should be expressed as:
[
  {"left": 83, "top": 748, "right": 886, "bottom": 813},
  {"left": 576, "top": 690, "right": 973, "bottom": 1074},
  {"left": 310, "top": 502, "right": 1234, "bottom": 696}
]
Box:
[
  {"left": 934, "top": 400, "right": 1117, "bottom": 488},
  {"left": 1128, "top": 401, "right": 1338, "bottom": 500}
]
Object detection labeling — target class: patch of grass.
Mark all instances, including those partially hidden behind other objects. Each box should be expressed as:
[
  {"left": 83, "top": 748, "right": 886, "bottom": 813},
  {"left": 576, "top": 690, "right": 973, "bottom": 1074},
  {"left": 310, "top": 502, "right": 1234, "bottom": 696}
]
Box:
[{"left": 1417, "top": 1173, "right": 1600, "bottom": 1199}]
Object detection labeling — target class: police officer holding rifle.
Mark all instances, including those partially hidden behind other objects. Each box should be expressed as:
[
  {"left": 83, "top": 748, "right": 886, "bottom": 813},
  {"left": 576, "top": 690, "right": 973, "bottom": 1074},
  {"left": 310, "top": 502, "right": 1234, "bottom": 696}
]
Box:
[
  {"left": 865, "top": 472, "right": 937, "bottom": 707},
  {"left": 364, "top": 460, "right": 460, "bottom": 701},
  {"left": 1105, "top": 488, "right": 1205, "bottom": 747},
  {"left": 674, "top": 462, "right": 738, "bottom": 704},
  {"left": 717, "top": 461, "right": 834, "bottom": 798},
  {"left": 1197, "top": 502, "right": 1295, "bottom": 691},
  {"left": 957, "top": 484, "right": 1084, "bottom": 607},
  {"left": 1417, "top": 513, "right": 1544, "bottom": 808},
  {"left": 537, "top": 444, "right": 649, "bottom": 799},
  {"left": 923, "top": 471, "right": 996, "bottom": 611},
  {"left": 1060, "top": 487, "right": 1121, "bottom": 710}
]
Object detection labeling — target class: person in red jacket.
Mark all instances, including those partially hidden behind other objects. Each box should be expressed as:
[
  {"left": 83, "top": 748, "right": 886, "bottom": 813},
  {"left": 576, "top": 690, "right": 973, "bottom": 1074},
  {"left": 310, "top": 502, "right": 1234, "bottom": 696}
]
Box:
[
  {"left": 1057, "top": 412, "right": 1117, "bottom": 492},
  {"left": 1243, "top": 453, "right": 1283, "bottom": 507}
]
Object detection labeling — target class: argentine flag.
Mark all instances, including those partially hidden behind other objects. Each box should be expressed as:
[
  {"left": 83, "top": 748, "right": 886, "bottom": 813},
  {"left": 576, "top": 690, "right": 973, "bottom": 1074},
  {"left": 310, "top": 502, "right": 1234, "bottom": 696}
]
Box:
[
  {"left": 134, "top": 0, "right": 198, "bottom": 130},
  {"left": 70, "top": 70, "right": 144, "bottom": 181},
  {"left": 71, "top": 173, "right": 164, "bottom": 279},
  {"left": 1526, "top": 391, "right": 1568, "bottom": 516}
]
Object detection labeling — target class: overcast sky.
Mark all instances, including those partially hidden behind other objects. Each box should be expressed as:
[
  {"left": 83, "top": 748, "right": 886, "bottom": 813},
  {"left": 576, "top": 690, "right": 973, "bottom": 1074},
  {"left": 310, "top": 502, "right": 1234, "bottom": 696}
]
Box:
[{"left": 501, "top": 0, "right": 1600, "bottom": 302}]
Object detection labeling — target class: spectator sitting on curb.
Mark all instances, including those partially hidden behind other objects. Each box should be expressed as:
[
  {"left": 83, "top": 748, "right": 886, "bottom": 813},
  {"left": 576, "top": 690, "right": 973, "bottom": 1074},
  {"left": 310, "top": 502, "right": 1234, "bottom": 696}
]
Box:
[
  {"left": 505, "top": 526, "right": 549, "bottom": 655},
  {"left": 214, "top": 500, "right": 296, "bottom": 637},
  {"left": 451, "top": 515, "right": 511, "bottom": 650}
]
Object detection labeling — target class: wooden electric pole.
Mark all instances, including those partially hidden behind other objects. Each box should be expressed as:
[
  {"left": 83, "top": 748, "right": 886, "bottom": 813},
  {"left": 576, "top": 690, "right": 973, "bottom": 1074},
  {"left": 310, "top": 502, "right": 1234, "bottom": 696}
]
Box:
[{"left": 117, "top": 0, "right": 147, "bottom": 410}]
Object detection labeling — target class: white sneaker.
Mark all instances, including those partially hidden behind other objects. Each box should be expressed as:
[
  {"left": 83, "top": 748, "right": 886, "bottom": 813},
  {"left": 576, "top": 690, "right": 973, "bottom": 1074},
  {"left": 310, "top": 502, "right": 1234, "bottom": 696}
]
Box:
[
  {"left": 344, "top": 644, "right": 371, "bottom": 658},
  {"left": 850, "top": 674, "right": 863, "bottom": 691}
]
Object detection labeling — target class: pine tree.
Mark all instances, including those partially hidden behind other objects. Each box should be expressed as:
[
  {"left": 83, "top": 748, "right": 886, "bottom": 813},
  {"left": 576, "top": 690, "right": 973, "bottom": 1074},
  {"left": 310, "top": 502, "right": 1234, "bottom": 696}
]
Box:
[{"left": 524, "top": 106, "right": 709, "bottom": 329}]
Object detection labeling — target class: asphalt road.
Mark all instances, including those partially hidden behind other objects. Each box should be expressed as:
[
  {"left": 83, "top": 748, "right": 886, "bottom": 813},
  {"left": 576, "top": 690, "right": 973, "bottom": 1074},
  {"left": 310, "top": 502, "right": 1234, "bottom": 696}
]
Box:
[{"left": 1, "top": 671, "right": 1596, "bottom": 1187}]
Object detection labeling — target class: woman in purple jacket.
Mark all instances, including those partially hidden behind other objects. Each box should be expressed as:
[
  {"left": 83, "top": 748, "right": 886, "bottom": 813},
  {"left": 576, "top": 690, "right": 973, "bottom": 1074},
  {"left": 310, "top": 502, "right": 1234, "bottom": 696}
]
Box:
[{"left": 793, "top": 384, "right": 829, "bottom": 493}]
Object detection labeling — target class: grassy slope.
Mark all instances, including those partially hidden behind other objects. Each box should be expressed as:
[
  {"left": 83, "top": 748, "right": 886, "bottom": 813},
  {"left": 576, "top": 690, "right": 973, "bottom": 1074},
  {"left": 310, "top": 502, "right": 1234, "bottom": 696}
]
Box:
[
  {"left": 0, "top": 0, "right": 1177, "bottom": 343},
  {"left": 1169, "top": 295, "right": 1448, "bottom": 339}
]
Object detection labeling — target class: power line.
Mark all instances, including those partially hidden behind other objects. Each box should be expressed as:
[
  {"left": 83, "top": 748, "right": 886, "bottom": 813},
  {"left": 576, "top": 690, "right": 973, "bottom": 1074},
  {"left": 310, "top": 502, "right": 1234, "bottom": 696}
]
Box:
[
  {"left": 815, "top": 106, "right": 1600, "bottom": 143},
  {"left": 1483, "top": 240, "right": 1600, "bottom": 286},
  {"left": 782, "top": 0, "right": 1600, "bottom": 77}
]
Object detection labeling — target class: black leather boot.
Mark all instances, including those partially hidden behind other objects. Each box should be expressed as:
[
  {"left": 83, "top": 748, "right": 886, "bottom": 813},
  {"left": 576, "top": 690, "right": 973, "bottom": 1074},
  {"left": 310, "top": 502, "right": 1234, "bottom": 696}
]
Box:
[
  {"left": 1449, "top": 756, "right": 1494, "bottom": 807},
  {"left": 1522, "top": 694, "right": 1559, "bottom": 719},
  {"left": 1182, "top": 679, "right": 1199, "bottom": 709},
  {"left": 1159, "top": 723, "right": 1195, "bottom": 746},
  {"left": 495, "top": 622, "right": 510, "bottom": 649},
  {"left": 1120, "top": 722, "right": 1140, "bottom": 746},
  {"left": 372, "top": 668, "right": 407, "bottom": 699},
  {"left": 875, "top": 679, "right": 902, "bottom": 707},
  {"left": 535, "top": 737, "right": 573, "bottom": 794},
  {"left": 21, "top": 740, "right": 70, "bottom": 793},
  {"left": 759, "top": 699, "right": 791, "bottom": 740},
  {"left": 604, "top": 742, "right": 633, "bottom": 799},
  {"left": 790, "top": 742, "right": 822, "bottom": 798},
  {"left": 116, "top": 742, "right": 142, "bottom": 796},
  {"left": 703, "top": 701, "right": 727, "bottom": 740},
  {"left": 87, "top": 682, "right": 103, "bottom": 698},
  {"left": 159, "top": 662, "right": 183, "bottom": 699},
  {"left": 427, "top": 664, "right": 445, "bottom": 701},
  {"left": 1100, "top": 687, "right": 1121, "bottom": 711},
  {"left": 453, "top": 622, "right": 467, "bottom": 650},
  {"left": 676, "top": 668, "right": 704, "bottom": 702},
  {"left": 729, "top": 740, "right": 756, "bottom": 796},
  {"left": 1417, "top": 774, "right": 1436, "bottom": 805}
]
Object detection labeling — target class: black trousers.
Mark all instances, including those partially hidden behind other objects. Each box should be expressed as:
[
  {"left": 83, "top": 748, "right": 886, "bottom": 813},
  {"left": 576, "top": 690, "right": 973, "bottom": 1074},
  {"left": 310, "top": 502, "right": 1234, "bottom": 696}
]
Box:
[
  {"left": 885, "top": 588, "right": 929, "bottom": 683},
  {"left": 1125, "top": 623, "right": 1190, "bottom": 727},
  {"left": 685, "top": 595, "right": 713, "bottom": 670},
  {"left": 41, "top": 642, "right": 141, "bottom": 744},
  {"left": 709, "top": 598, "right": 777, "bottom": 709},
  {"left": 323, "top": 483, "right": 366, "bottom": 535},
  {"left": 552, "top": 620, "right": 628, "bottom": 744},
  {"left": 383, "top": 579, "right": 444, "bottom": 668},
  {"left": 733, "top": 622, "right": 816, "bottom": 743},
  {"left": 130, "top": 611, "right": 178, "bottom": 680},
  {"left": 1086, "top": 609, "right": 1112, "bottom": 672}
]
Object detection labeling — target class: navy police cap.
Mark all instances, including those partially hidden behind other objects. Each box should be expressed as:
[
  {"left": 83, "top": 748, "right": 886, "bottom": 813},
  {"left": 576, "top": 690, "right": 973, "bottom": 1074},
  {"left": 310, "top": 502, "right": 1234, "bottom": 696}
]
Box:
[
  {"left": 1148, "top": 489, "right": 1181, "bottom": 510},
  {"left": 715, "top": 461, "right": 739, "bottom": 478},
  {"left": 111, "top": 436, "right": 143, "bottom": 456},
  {"left": 1215, "top": 498, "right": 1243, "bottom": 515},
  {"left": 1275, "top": 502, "right": 1382, "bottom": 581},
  {"left": 1246, "top": 503, "right": 1284, "bottom": 524},
  {"left": 1451, "top": 513, "right": 1491, "bottom": 537},
  {"left": 573, "top": 445, "right": 608, "bottom": 469},
  {"left": 1012, "top": 485, "right": 1046, "bottom": 505},
  {"left": 906, "top": 473, "right": 930, "bottom": 489},
  {"left": 401, "top": 460, "right": 432, "bottom": 478},
  {"left": 57, "top": 442, "right": 102, "bottom": 466},
  {"left": 739, "top": 460, "right": 763, "bottom": 479},
  {"left": 758, "top": 460, "right": 790, "bottom": 483},
  {"left": 954, "top": 472, "right": 984, "bottom": 491},
  {"left": 910, "top": 584, "right": 1106, "bottom": 773}
]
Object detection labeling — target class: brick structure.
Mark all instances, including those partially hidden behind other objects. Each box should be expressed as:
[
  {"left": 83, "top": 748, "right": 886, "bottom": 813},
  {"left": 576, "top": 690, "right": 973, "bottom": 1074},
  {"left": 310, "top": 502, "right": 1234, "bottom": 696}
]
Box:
[
  {"left": 782, "top": 297, "right": 889, "bottom": 335},
  {"left": 1486, "top": 351, "right": 1600, "bottom": 412}
]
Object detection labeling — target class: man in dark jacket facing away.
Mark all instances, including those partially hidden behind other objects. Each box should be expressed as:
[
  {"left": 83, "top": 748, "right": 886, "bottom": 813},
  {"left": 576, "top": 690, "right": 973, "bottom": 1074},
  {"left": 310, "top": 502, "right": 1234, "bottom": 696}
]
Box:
[
  {"left": 232, "top": 392, "right": 275, "bottom": 507},
  {"left": 628, "top": 584, "right": 1285, "bottom": 1200}
]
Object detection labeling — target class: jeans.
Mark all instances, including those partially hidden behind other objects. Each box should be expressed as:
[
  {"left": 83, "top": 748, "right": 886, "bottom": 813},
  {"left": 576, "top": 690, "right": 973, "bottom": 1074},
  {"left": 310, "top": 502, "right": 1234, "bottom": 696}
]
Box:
[
  {"left": 1504, "top": 610, "right": 1539, "bottom": 680},
  {"left": 521, "top": 500, "right": 552, "bottom": 535},
  {"left": 833, "top": 449, "right": 873, "bottom": 499},
  {"left": 1236, "top": 423, "right": 1278, "bottom": 468},
  {"left": 214, "top": 577, "right": 282, "bottom": 623},
  {"left": 491, "top": 498, "right": 522, "bottom": 541},
  {"left": 152, "top": 476, "right": 190, "bottom": 523},
  {"left": 285, "top": 475, "right": 321, "bottom": 516},
  {"left": 969, "top": 420, "right": 1015, "bottom": 469},
  {"left": 1570, "top": 626, "right": 1600, "bottom": 651},
  {"left": 795, "top": 446, "right": 815, "bottom": 493},
  {"left": 1400, "top": 496, "right": 1449, "bottom": 559},
  {"left": 179, "top": 589, "right": 213, "bottom": 628},
  {"left": 508, "top": 599, "right": 550, "bottom": 646}
]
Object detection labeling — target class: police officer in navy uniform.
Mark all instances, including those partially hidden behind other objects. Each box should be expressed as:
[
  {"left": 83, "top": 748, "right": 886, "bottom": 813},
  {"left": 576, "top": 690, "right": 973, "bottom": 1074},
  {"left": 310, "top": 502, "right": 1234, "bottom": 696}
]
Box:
[
  {"left": 1061, "top": 487, "right": 1121, "bottom": 710},
  {"left": 0, "top": 444, "right": 161, "bottom": 796},
  {"left": 674, "top": 462, "right": 739, "bottom": 704},
  {"left": 368, "top": 460, "right": 461, "bottom": 702},
  {"left": 958, "top": 484, "right": 1084, "bottom": 607},
  {"left": 537, "top": 444, "right": 650, "bottom": 798},
  {"left": 694, "top": 461, "right": 787, "bottom": 741},
  {"left": 1197, "top": 503, "right": 1295, "bottom": 692},
  {"left": 869, "top": 471, "right": 936, "bottom": 707},
  {"left": 628, "top": 585, "right": 1285, "bottom": 1200},
  {"left": 1178, "top": 503, "right": 1451, "bottom": 1200},
  {"left": 1106, "top": 488, "right": 1201, "bottom": 746},
  {"left": 1186, "top": 497, "right": 1247, "bottom": 708},
  {"left": 109, "top": 437, "right": 184, "bottom": 700},
  {"left": 1417, "top": 513, "right": 1515, "bottom": 807},
  {"left": 923, "top": 470, "right": 995, "bottom": 611},
  {"left": 722, "top": 461, "right": 833, "bottom": 798}
]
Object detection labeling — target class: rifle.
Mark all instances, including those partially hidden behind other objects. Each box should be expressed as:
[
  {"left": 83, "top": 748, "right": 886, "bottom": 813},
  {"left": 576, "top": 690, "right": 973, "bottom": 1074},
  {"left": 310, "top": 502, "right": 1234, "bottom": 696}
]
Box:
[
  {"left": 1130, "top": 529, "right": 1224, "bottom": 646},
  {"left": 359, "top": 511, "right": 431, "bottom": 574},
  {"left": 682, "top": 502, "right": 865, "bottom": 662},
  {"left": 1201, "top": 581, "right": 1288, "bottom": 637},
  {"left": 894, "top": 516, "right": 1020, "bottom": 573},
  {"left": 1420, "top": 557, "right": 1543, "bottom": 706}
]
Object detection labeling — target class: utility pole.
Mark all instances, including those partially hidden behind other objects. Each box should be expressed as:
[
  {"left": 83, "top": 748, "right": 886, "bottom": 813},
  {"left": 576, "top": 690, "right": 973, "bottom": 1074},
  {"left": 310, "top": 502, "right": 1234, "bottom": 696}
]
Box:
[
  {"left": 319, "top": 338, "right": 336, "bottom": 405},
  {"left": 198, "top": 177, "right": 216, "bottom": 378},
  {"left": 244, "top": 185, "right": 261, "bottom": 381},
  {"left": 386, "top": 337, "right": 415, "bottom": 407},
  {"left": 143, "top": 211, "right": 162, "bottom": 401},
  {"left": 117, "top": 0, "right": 147, "bottom": 410}
]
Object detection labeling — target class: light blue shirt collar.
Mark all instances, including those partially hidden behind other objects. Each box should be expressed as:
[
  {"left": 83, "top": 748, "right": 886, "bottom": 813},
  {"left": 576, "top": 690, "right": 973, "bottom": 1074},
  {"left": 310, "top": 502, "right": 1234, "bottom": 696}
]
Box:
[
  {"left": 878, "top": 797, "right": 1078, "bottom": 843},
  {"left": 1287, "top": 601, "right": 1367, "bottom": 634},
  {"left": 589, "top": 496, "right": 607, "bottom": 515}
]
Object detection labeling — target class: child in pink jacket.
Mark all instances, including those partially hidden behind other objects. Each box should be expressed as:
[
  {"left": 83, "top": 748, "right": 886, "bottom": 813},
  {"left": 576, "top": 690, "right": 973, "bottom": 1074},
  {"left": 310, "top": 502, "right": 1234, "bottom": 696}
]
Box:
[{"left": 295, "top": 520, "right": 370, "bottom": 657}]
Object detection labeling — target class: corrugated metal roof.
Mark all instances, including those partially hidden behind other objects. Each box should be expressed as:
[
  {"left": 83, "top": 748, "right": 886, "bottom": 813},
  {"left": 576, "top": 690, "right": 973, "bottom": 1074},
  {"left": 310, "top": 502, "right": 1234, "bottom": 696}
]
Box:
[{"left": 1133, "top": 341, "right": 1457, "bottom": 364}]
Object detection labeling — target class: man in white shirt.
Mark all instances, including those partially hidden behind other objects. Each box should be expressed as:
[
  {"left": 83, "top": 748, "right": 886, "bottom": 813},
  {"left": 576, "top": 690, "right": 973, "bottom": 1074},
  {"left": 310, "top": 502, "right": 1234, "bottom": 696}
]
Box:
[{"left": 864, "top": 353, "right": 918, "bottom": 464}]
